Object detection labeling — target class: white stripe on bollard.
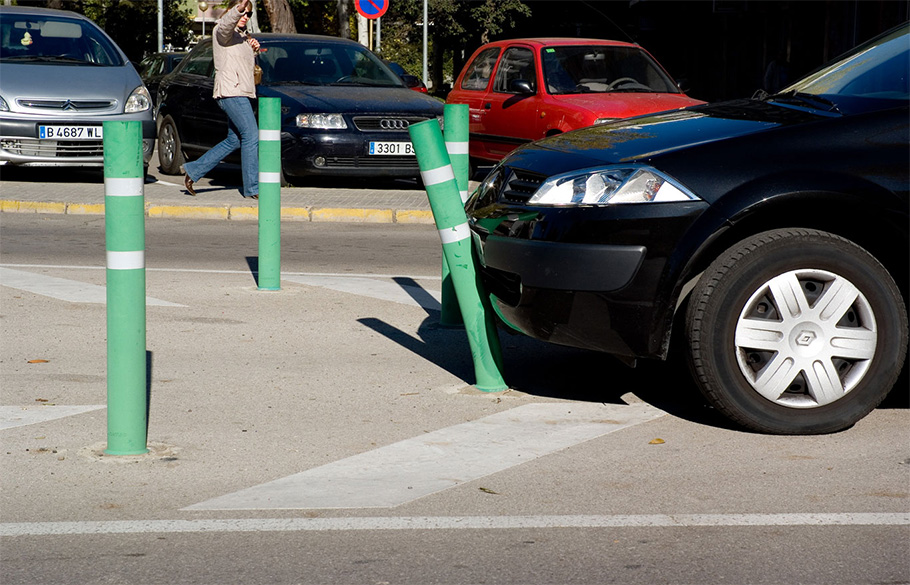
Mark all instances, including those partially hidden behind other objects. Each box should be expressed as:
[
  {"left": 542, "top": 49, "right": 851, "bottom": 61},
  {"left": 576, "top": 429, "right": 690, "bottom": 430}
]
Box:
[
  {"left": 104, "top": 177, "right": 144, "bottom": 197},
  {"left": 106, "top": 250, "right": 145, "bottom": 270},
  {"left": 259, "top": 171, "right": 282, "bottom": 183},
  {"left": 438, "top": 222, "right": 470, "bottom": 245},
  {"left": 420, "top": 165, "right": 455, "bottom": 187},
  {"left": 445, "top": 141, "right": 469, "bottom": 155},
  {"left": 259, "top": 129, "right": 281, "bottom": 141}
]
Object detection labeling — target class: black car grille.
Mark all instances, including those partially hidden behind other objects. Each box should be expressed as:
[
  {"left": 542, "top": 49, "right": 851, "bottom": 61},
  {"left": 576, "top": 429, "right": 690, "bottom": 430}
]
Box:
[
  {"left": 322, "top": 155, "right": 419, "bottom": 170},
  {"left": 352, "top": 116, "right": 431, "bottom": 132},
  {"left": 0, "top": 138, "right": 104, "bottom": 158},
  {"left": 501, "top": 168, "right": 545, "bottom": 203},
  {"left": 16, "top": 99, "right": 116, "bottom": 111}
]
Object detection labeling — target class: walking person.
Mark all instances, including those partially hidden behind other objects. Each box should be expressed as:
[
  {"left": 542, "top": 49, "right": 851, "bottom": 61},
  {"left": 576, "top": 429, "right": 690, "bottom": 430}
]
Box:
[{"left": 182, "top": 0, "right": 260, "bottom": 199}]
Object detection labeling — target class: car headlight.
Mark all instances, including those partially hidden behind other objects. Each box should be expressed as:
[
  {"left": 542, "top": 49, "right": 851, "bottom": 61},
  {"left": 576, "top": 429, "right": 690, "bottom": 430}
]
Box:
[
  {"left": 0, "top": 96, "right": 8, "bottom": 112},
  {"left": 528, "top": 165, "right": 700, "bottom": 206},
  {"left": 296, "top": 113, "right": 347, "bottom": 129},
  {"left": 125, "top": 86, "right": 152, "bottom": 113}
]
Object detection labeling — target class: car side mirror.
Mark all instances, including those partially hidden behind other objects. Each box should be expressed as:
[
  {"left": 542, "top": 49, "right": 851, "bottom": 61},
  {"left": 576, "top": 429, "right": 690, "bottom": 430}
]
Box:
[
  {"left": 510, "top": 79, "right": 535, "bottom": 95},
  {"left": 676, "top": 78, "right": 691, "bottom": 93}
]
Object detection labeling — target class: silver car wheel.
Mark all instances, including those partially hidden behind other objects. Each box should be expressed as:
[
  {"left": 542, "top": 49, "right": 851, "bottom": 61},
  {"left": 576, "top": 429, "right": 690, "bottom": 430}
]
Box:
[{"left": 734, "top": 268, "right": 877, "bottom": 408}]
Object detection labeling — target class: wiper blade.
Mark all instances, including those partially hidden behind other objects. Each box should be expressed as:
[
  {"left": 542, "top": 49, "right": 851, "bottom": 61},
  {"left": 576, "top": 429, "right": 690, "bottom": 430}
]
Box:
[{"left": 774, "top": 91, "right": 842, "bottom": 114}]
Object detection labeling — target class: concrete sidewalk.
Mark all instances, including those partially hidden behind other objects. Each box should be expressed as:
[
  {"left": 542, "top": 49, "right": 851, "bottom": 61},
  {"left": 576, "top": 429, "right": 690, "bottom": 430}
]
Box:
[{"left": 0, "top": 161, "right": 464, "bottom": 224}]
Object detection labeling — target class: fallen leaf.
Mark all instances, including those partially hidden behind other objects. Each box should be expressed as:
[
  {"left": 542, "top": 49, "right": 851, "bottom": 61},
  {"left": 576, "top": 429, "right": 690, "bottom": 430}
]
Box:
[
  {"left": 649, "top": 438, "right": 666, "bottom": 445},
  {"left": 27, "top": 359, "right": 49, "bottom": 364},
  {"left": 35, "top": 398, "right": 49, "bottom": 403},
  {"left": 479, "top": 487, "right": 499, "bottom": 495}
]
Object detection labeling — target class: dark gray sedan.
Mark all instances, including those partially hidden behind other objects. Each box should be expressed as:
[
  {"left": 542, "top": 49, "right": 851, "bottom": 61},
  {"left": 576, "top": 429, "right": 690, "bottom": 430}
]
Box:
[{"left": 155, "top": 34, "right": 443, "bottom": 185}]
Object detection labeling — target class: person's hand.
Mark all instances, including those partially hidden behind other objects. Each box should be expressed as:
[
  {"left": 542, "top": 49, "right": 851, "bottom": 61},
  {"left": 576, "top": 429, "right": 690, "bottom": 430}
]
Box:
[{"left": 247, "top": 37, "right": 260, "bottom": 52}]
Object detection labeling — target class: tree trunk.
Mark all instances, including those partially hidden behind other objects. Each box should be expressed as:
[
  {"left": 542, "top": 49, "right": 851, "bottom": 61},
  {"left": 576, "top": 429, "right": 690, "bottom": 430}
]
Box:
[
  {"left": 264, "top": 0, "right": 297, "bottom": 33},
  {"left": 337, "top": 0, "right": 350, "bottom": 39}
]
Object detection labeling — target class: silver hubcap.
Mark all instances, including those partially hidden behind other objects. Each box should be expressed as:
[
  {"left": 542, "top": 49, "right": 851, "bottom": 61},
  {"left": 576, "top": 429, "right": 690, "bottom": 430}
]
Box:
[
  {"left": 161, "top": 125, "right": 175, "bottom": 165},
  {"left": 734, "top": 269, "right": 877, "bottom": 408}
]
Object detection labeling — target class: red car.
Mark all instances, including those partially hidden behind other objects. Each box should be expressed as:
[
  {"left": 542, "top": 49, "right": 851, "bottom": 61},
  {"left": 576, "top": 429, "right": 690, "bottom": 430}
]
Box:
[{"left": 447, "top": 38, "right": 704, "bottom": 165}]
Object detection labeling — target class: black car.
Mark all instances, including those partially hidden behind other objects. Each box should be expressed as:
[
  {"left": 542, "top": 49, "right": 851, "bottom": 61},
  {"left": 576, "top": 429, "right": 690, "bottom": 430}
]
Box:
[
  {"left": 467, "top": 23, "right": 909, "bottom": 434},
  {"left": 155, "top": 34, "right": 443, "bottom": 183},
  {"left": 138, "top": 51, "right": 185, "bottom": 106}
]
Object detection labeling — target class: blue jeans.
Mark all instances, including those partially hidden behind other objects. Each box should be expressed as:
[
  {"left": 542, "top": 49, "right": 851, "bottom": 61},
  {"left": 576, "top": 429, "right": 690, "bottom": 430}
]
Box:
[{"left": 184, "top": 97, "right": 259, "bottom": 198}]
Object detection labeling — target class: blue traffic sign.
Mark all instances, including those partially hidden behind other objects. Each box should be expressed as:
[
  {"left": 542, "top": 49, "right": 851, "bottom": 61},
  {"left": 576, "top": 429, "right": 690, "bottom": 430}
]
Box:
[{"left": 355, "top": 0, "right": 388, "bottom": 20}]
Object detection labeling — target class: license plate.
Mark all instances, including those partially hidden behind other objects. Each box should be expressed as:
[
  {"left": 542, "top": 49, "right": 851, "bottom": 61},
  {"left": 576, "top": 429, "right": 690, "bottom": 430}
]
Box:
[
  {"left": 39, "top": 125, "right": 103, "bottom": 140},
  {"left": 369, "top": 141, "right": 414, "bottom": 155}
]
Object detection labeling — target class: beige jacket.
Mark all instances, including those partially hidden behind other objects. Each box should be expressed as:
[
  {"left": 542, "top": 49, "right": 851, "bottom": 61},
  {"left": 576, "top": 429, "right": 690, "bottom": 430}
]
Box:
[{"left": 212, "top": 6, "right": 256, "bottom": 99}]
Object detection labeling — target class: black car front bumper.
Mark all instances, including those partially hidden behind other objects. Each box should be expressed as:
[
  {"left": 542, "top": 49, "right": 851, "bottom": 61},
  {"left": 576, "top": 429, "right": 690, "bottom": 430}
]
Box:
[
  {"left": 281, "top": 130, "right": 420, "bottom": 178},
  {"left": 469, "top": 201, "right": 709, "bottom": 360}
]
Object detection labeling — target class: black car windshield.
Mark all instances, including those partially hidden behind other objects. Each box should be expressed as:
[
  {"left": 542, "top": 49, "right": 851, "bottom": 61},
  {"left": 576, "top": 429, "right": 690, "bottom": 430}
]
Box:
[
  {"left": 0, "top": 13, "right": 122, "bottom": 66},
  {"left": 541, "top": 45, "right": 679, "bottom": 95},
  {"left": 774, "top": 23, "right": 909, "bottom": 111},
  {"left": 260, "top": 41, "right": 404, "bottom": 88}
]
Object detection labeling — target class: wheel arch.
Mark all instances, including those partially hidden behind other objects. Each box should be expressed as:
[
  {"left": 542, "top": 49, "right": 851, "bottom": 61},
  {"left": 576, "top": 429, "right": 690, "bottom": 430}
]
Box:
[{"left": 662, "top": 175, "right": 909, "bottom": 359}]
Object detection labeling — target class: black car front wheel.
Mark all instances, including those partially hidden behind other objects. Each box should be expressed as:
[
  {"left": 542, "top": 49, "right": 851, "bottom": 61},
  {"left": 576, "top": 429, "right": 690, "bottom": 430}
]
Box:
[
  {"left": 686, "top": 228, "right": 908, "bottom": 434},
  {"left": 157, "top": 115, "right": 186, "bottom": 175}
]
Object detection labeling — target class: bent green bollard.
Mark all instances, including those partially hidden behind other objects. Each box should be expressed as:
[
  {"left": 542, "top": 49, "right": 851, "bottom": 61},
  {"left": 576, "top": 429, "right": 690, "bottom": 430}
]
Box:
[
  {"left": 103, "top": 120, "right": 148, "bottom": 455},
  {"left": 258, "top": 97, "right": 281, "bottom": 291},
  {"left": 439, "top": 104, "right": 470, "bottom": 328},
  {"left": 409, "top": 119, "right": 507, "bottom": 392}
]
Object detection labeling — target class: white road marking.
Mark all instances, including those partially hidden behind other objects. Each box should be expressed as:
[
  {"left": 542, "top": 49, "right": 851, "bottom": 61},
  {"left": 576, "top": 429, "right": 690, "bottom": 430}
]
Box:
[
  {"left": 0, "top": 267, "right": 184, "bottom": 306},
  {"left": 0, "top": 405, "right": 105, "bottom": 430},
  {"left": 3, "top": 513, "right": 907, "bottom": 537},
  {"left": 186, "top": 402, "right": 665, "bottom": 511},
  {"left": 283, "top": 274, "right": 441, "bottom": 309},
  {"left": 0, "top": 264, "right": 442, "bottom": 281}
]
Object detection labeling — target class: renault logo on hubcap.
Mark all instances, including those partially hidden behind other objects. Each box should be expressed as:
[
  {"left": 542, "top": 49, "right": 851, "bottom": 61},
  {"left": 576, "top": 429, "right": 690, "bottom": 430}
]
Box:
[
  {"left": 380, "top": 119, "right": 409, "bottom": 130},
  {"left": 796, "top": 331, "right": 817, "bottom": 346}
]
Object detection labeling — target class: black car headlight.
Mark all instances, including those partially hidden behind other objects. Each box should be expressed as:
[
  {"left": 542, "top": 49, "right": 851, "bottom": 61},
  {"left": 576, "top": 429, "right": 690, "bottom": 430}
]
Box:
[{"left": 528, "top": 165, "right": 700, "bottom": 206}]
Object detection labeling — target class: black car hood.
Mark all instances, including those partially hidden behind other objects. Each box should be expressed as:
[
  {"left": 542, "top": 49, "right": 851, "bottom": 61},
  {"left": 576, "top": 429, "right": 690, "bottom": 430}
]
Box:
[
  {"left": 258, "top": 84, "right": 443, "bottom": 115},
  {"left": 515, "top": 99, "right": 826, "bottom": 168}
]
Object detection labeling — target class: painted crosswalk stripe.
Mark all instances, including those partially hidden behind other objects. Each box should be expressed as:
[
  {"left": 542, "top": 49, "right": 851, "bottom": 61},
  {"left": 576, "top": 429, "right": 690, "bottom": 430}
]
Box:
[
  {"left": 283, "top": 274, "right": 440, "bottom": 310},
  {"left": 0, "top": 405, "right": 105, "bottom": 431},
  {"left": 185, "top": 402, "right": 665, "bottom": 511},
  {"left": 0, "top": 267, "right": 183, "bottom": 306},
  {"left": 3, "top": 513, "right": 907, "bottom": 537}
]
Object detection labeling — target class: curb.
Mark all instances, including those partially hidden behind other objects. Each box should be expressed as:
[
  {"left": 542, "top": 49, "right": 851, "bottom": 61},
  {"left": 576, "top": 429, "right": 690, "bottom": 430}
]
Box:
[{"left": 0, "top": 200, "right": 435, "bottom": 224}]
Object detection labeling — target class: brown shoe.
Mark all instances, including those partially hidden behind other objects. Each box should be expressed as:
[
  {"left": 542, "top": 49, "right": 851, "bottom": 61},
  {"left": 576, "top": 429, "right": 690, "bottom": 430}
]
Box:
[{"left": 183, "top": 173, "right": 196, "bottom": 196}]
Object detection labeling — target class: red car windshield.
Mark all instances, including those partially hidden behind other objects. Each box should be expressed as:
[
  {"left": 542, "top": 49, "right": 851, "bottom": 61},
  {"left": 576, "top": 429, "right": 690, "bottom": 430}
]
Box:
[{"left": 541, "top": 45, "right": 679, "bottom": 95}]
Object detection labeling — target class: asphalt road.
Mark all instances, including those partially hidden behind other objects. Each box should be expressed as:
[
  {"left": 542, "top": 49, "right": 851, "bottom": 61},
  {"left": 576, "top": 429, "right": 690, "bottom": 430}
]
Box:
[{"left": 1, "top": 208, "right": 908, "bottom": 584}]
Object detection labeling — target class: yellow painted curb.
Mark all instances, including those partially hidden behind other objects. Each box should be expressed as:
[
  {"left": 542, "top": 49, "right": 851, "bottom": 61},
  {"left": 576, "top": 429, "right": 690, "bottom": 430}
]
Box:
[
  {"left": 395, "top": 210, "right": 435, "bottom": 224},
  {"left": 311, "top": 207, "right": 393, "bottom": 223},
  {"left": 67, "top": 203, "right": 106, "bottom": 215},
  {"left": 280, "top": 207, "right": 311, "bottom": 221},
  {"left": 229, "top": 206, "right": 259, "bottom": 220},
  {"left": 147, "top": 205, "right": 229, "bottom": 220},
  {"left": 2, "top": 201, "right": 67, "bottom": 214}
]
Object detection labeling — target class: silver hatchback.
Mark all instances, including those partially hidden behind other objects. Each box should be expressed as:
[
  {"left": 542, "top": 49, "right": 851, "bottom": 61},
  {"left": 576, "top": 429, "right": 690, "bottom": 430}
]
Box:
[{"left": 0, "top": 6, "right": 155, "bottom": 171}]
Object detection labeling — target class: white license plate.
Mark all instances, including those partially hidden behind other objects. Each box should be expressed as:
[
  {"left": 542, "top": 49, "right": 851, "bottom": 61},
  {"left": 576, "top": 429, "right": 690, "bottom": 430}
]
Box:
[
  {"left": 369, "top": 141, "right": 414, "bottom": 156},
  {"left": 39, "top": 125, "right": 104, "bottom": 140}
]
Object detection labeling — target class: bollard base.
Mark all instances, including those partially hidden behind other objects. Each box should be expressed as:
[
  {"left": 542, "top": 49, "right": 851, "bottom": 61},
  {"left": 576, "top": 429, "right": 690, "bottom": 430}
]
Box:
[
  {"left": 103, "top": 446, "right": 150, "bottom": 456},
  {"left": 257, "top": 286, "right": 281, "bottom": 291}
]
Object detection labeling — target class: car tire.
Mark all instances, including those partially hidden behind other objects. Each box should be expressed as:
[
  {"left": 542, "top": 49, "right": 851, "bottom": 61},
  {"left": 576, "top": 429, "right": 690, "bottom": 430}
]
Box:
[
  {"left": 685, "top": 228, "right": 908, "bottom": 434},
  {"left": 157, "top": 115, "right": 185, "bottom": 175}
]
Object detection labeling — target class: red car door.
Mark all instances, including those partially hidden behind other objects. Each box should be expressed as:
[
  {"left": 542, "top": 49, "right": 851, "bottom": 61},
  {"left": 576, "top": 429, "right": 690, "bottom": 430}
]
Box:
[
  {"left": 477, "top": 45, "right": 541, "bottom": 159},
  {"left": 447, "top": 46, "right": 501, "bottom": 160}
]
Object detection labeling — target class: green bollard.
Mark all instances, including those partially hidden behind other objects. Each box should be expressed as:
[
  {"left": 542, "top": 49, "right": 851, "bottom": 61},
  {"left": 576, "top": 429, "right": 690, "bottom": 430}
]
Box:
[
  {"left": 258, "top": 97, "right": 281, "bottom": 291},
  {"left": 103, "top": 121, "right": 148, "bottom": 455},
  {"left": 439, "top": 104, "right": 470, "bottom": 327},
  {"left": 409, "top": 119, "right": 507, "bottom": 392}
]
